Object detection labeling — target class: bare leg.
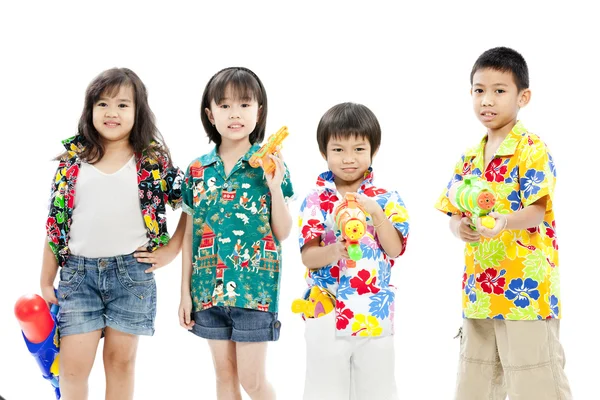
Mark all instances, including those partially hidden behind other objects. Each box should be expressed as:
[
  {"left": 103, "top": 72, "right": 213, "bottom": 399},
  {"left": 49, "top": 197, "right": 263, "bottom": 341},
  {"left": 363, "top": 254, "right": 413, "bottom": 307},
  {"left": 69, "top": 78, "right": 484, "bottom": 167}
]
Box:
[
  {"left": 59, "top": 330, "right": 103, "bottom": 400},
  {"left": 236, "top": 341, "right": 275, "bottom": 400},
  {"left": 103, "top": 327, "right": 139, "bottom": 400},
  {"left": 208, "top": 339, "right": 242, "bottom": 400}
]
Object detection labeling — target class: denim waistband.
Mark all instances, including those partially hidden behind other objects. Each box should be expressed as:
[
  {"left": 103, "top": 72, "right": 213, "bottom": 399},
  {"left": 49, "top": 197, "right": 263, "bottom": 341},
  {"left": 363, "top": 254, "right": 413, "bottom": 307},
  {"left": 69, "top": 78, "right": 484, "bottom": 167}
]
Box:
[{"left": 66, "top": 252, "right": 137, "bottom": 269}]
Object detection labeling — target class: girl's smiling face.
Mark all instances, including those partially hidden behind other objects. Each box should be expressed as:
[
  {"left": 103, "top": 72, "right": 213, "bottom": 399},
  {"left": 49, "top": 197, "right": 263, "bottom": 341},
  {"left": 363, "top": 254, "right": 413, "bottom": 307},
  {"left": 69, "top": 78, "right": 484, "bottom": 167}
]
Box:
[{"left": 92, "top": 85, "right": 136, "bottom": 143}]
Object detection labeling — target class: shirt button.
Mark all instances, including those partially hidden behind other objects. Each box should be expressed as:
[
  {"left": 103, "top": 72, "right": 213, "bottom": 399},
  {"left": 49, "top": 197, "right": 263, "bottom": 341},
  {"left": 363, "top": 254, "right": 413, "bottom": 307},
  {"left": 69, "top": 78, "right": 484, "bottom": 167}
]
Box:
[{"left": 274, "top": 321, "right": 281, "bottom": 329}]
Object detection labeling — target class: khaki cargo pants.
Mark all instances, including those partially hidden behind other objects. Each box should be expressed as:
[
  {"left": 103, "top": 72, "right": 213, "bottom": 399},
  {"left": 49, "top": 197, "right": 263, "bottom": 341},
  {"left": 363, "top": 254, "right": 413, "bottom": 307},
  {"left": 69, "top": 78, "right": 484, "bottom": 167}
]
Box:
[{"left": 455, "top": 318, "right": 572, "bottom": 400}]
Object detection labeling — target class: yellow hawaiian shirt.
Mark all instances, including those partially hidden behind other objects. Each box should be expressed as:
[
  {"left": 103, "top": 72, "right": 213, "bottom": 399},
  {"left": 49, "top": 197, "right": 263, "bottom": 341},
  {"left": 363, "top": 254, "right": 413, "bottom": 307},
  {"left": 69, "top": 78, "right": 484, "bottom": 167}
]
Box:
[{"left": 435, "top": 121, "right": 560, "bottom": 320}]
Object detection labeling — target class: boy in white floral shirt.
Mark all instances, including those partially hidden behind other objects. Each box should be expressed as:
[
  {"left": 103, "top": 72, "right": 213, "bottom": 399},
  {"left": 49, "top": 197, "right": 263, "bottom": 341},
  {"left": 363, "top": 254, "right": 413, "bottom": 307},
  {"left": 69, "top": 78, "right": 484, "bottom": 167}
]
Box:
[{"left": 298, "top": 102, "right": 409, "bottom": 400}]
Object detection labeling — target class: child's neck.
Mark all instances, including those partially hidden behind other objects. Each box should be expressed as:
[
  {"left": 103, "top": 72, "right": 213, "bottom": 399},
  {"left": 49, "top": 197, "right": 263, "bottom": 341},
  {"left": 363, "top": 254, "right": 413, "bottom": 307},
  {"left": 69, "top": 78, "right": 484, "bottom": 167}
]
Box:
[
  {"left": 93, "top": 137, "right": 134, "bottom": 174},
  {"left": 334, "top": 176, "right": 363, "bottom": 197},
  {"left": 486, "top": 117, "right": 517, "bottom": 146},
  {"left": 218, "top": 138, "right": 252, "bottom": 176}
]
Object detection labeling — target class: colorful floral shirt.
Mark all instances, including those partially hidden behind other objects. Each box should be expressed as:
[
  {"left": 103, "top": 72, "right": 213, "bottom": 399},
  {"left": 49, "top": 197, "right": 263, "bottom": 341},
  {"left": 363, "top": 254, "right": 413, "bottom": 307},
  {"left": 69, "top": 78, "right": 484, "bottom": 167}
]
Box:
[
  {"left": 298, "top": 169, "right": 409, "bottom": 337},
  {"left": 46, "top": 135, "right": 184, "bottom": 268},
  {"left": 182, "top": 144, "right": 294, "bottom": 314},
  {"left": 435, "top": 121, "right": 560, "bottom": 320}
]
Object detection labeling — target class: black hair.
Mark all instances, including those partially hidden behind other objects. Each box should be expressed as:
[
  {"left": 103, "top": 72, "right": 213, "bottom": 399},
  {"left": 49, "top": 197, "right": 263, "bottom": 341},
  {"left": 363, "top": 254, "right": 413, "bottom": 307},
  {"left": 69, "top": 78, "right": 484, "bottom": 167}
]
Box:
[
  {"left": 470, "top": 47, "right": 529, "bottom": 91},
  {"left": 317, "top": 102, "right": 381, "bottom": 157}
]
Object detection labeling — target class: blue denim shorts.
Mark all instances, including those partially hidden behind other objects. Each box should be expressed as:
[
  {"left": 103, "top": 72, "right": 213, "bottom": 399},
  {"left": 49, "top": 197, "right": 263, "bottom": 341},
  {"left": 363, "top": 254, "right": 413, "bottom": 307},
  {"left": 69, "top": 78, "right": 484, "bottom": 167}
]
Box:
[
  {"left": 191, "top": 306, "right": 281, "bottom": 342},
  {"left": 57, "top": 253, "right": 156, "bottom": 337}
]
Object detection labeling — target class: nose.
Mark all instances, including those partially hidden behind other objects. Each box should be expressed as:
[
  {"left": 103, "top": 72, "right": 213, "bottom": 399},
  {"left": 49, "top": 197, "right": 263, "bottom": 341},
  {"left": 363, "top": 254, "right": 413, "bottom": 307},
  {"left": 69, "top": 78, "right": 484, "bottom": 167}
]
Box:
[
  {"left": 481, "top": 92, "right": 494, "bottom": 107},
  {"left": 105, "top": 105, "right": 118, "bottom": 118},
  {"left": 342, "top": 156, "right": 355, "bottom": 164},
  {"left": 229, "top": 105, "right": 241, "bottom": 119}
]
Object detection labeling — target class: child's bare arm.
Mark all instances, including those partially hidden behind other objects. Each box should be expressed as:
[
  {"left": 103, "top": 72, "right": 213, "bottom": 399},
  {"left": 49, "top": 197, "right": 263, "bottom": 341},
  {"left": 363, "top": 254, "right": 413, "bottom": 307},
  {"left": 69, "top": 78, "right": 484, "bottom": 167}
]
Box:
[
  {"left": 477, "top": 196, "right": 547, "bottom": 237},
  {"left": 370, "top": 208, "right": 404, "bottom": 258},
  {"left": 179, "top": 214, "right": 195, "bottom": 330},
  {"left": 40, "top": 239, "right": 59, "bottom": 305},
  {"left": 301, "top": 237, "right": 348, "bottom": 270},
  {"left": 270, "top": 186, "right": 293, "bottom": 241}
]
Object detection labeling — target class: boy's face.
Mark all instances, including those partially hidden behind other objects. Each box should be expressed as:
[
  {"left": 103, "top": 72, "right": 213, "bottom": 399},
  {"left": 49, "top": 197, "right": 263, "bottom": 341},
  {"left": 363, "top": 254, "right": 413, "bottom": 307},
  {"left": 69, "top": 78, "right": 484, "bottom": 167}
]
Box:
[
  {"left": 322, "top": 135, "right": 373, "bottom": 185},
  {"left": 471, "top": 68, "right": 530, "bottom": 133}
]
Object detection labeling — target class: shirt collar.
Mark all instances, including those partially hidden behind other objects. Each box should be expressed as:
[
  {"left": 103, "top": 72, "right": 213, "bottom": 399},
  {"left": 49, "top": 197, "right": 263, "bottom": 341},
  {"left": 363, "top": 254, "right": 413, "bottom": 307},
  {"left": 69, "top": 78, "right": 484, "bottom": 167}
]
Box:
[
  {"left": 199, "top": 143, "right": 262, "bottom": 167},
  {"left": 465, "top": 120, "right": 528, "bottom": 157},
  {"left": 316, "top": 167, "right": 374, "bottom": 192}
]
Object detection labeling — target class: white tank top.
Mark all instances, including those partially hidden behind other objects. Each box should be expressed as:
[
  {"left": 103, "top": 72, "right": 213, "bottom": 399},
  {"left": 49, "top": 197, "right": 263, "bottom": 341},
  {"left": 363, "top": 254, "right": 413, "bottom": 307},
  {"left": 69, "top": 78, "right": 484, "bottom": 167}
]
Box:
[{"left": 68, "top": 156, "right": 149, "bottom": 258}]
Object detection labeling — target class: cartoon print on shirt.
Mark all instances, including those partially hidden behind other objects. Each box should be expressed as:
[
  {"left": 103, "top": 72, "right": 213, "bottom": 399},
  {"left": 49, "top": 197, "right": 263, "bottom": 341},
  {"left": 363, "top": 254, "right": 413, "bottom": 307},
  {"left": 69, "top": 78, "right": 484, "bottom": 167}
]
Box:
[
  {"left": 226, "top": 281, "right": 240, "bottom": 306},
  {"left": 206, "top": 177, "right": 221, "bottom": 205}
]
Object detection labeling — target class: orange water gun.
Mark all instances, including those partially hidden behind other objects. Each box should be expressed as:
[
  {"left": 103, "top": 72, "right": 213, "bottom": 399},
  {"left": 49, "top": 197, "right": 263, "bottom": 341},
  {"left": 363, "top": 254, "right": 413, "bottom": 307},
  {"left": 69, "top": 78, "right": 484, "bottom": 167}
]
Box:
[
  {"left": 249, "top": 126, "right": 289, "bottom": 175},
  {"left": 333, "top": 193, "right": 367, "bottom": 268}
]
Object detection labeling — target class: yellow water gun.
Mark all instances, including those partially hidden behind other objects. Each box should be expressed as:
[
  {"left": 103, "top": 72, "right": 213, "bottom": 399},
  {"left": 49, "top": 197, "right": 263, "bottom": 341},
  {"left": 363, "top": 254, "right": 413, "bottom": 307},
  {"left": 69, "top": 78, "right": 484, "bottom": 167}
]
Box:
[
  {"left": 291, "top": 286, "right": 335, "bottom": 319},
  {"left": 249, "top": 126, "right": 289, "bottom": 175}
]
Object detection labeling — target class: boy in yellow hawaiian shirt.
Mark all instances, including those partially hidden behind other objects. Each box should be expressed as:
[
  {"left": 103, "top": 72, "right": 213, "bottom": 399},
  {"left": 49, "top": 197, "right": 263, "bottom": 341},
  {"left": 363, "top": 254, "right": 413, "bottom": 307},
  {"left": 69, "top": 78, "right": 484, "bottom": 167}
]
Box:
[{"left": 435, "top": 47, "right": 572, "bottom": 399}]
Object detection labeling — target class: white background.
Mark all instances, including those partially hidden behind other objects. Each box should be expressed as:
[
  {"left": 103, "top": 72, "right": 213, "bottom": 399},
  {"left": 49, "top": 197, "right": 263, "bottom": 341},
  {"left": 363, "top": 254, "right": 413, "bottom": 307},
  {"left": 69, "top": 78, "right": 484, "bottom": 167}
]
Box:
[{"left": 1, "top": 1, "right": 598, "bottom": 399}]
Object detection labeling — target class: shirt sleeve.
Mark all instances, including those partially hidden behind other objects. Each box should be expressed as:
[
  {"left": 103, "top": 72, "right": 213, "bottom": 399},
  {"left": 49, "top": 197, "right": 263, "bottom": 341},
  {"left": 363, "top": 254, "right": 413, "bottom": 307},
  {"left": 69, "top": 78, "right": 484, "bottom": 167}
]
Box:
[
  {"left": 46, "top": 160, "right": 68, "bottom": 259},
  {"left": 298, "top": 190, "right": 326, "bottom": 251},
  {"left": 518, "top": 135, "right": 555, "bottom": 211},
  {"left": 181, "top": 161, "right": 196, "bottom": 216},
  {"left": 281, "top": 162, "right": 295, "bottom": 203},
  {"left": 379, "top": 190, "right": 410, "bottom": 256},
  {"left": 434, "top": 154, "right": 465, "bottom": 216}
]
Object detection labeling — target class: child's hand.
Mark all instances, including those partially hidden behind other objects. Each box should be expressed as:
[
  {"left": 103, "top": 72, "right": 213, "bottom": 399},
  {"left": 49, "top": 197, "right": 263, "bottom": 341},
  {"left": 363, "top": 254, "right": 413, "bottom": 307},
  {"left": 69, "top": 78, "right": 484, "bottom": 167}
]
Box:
[
  {"left": 476, "top": 212, "right": 508, "bottom": 238},
  {"left": 260, "top": 148, "right": 285, "bottom": 190},
  {"left": 456, "top": 217, "right": 481, "bottom": 243},
  {"left": 134, "top": 244, "right": 178, "bottom": 273},
  {"left": 41, "top": 284, "right": 58, "bottom": 305},
  {"left": 178, "top": 294, "right": 195, "bottom": 330},
  {"left": 355, "top": 193, "right": 383, "bottom": 217},
  {"left": 331, "top": 240, "right": 350, "bottom": 261}
]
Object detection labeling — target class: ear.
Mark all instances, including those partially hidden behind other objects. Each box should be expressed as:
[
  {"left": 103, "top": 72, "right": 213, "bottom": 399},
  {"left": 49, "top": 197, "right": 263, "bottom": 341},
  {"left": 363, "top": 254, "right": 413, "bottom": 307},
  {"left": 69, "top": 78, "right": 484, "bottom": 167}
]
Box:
[
  {"left": 518, "top": 89, "right": 532, "bottom": 108},
  {"left": 205, "top": 107, "right": 215, "bottom": 125}
]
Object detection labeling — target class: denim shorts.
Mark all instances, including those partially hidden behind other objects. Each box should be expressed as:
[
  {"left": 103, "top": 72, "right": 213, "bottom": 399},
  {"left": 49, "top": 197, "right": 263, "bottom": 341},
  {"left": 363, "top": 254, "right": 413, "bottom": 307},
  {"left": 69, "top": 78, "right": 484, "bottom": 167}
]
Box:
[
  {"left": 56, "top": 253, "right": 156, "bottom": 337},
  {"left": 191, "top": 306, "right": 281, "bottom": 342}
]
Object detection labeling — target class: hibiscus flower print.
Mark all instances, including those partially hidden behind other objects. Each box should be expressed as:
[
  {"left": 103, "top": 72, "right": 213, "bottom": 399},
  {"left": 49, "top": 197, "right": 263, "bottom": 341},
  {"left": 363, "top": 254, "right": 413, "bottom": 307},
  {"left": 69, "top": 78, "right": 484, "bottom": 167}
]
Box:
[
  {"left": 335, "top": 300, "right": 355, "bottom": 330},
  {"left": 462, "top": 162, "right": 472, "bottom": 176},
  {"left": 351, "top": 314, "right": 383, "bottom": 337},
  {"left": 504, "top": 165, "right": 519, "bottom": 184},
  {"left": 507, "top": 190, "right": 522, "bottom": 211},
  {"left": 465, "top": 274, "right": 476, "bottom": 302},
  {"left": 476, "top": 268, "right": 506, "bottom": 295},
  {"left": 485, "top": 158, "right": 508, "bottom": 182},
  {"left": 363, "top": 187, "right": 387, "bottom": 197},
  {"left": 350, "top": 269, "right": 380, "bottom": 295},
  {"left": 549, "top": 153, "right": 557, "bottom": 177},
  {"left": 521, "top": 169, "right": 545, "bottom": 199},
  {"left": 550, "top": 295, "right": 559, "bottom": 318},
  {"left": 301, "top": 219, "right": 324, "bottom": 242},
  {"left": 544, "top": 220, "right": 558, "bottom": 250},
  {"left": 319, "top": 191, "right": 339, "bottom": 214},
  {"left": 505, "top": 278, "right": 540, "bottom": 308}
]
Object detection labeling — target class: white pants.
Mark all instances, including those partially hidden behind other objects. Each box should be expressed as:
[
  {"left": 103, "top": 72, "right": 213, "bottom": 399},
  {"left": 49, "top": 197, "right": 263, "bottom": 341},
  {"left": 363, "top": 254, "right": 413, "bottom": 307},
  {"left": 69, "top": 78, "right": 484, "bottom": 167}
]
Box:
[{"left": 303, "top": 311, "right": 399, "bottom": 400}]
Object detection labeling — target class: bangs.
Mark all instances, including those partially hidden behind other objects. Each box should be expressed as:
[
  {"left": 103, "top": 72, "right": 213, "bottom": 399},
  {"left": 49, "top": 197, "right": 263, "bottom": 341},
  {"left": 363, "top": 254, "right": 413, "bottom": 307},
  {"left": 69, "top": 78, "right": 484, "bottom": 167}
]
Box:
[
  {"left": 208, "top": 69, "right": 263, "bottom": 105},
  {"left": 329, "top": 130, "right": 369, "bottom": 144},
  {"left": 88, "top": 73, "right": 134, "bottom": 104}
]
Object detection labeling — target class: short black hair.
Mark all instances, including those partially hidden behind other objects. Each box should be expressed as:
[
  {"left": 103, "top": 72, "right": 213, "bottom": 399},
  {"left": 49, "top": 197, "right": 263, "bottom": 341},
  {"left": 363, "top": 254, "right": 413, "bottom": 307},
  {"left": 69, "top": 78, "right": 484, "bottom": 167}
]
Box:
[
  {"left": 470, "top": 47, "right": 529, "bottom": 91},
  {"left": 317, "top": 102, "right": 381, "bottom": 157},
  {"left": 200, "top": 67, "right": 267, "bottom": 146}
]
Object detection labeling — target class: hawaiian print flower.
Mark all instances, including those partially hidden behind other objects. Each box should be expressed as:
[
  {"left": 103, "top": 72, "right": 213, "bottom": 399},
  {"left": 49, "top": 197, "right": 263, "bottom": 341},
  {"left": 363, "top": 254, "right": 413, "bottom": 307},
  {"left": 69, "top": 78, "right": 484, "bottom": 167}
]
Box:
[
  {"left": 462, "top": 162, "right": 472, "bottom": 175},
  {"left": 507, "top": 190, "right": 522, "bottom": 211},
  {"left": 350, "top": 269, "right": 380, "bottom": 295},
  {"left": 304, "top": 191, "right": 321, "bottom": 210},
  {"left": 335, "top": 300, "right": 355, "bottom": 330},
  {"left": 550, "top": 295, "right": 559, "bottom": 318},
  {"left": 493, "top": 314, "right": 505, "bottom": 320},
  {"left": 46, "top": 217, "right": 60, "bottom": 244},
  {"left": 363, "top": 187, "right": 387, "bottom": 197},
  {"left": 521, "top": 169, "right": 545, "bottom": 199},
  {"left": 485, "top": 158, "right": 508, "bottom": 182},
  {"left": 465, "top": 273, "right": 476, "bottom": 302},
  {"left": 476, "top": 268, "right": 506, "bottom": 295},
  {"left": 311, "top": 266, "right": 338, "bottom": 287},
  {"left": 544, "top": 220, "right": 558, "bottom": 250},
  {"left": 319, "top": 191, "right": 339, "bottom": 214},
  {"left": 351, "top": 314, "right": 383, "bottom": 337},
  {"left": 549, "top": 153, "right": 557, "bottom": 177},
  {"left": 505, "top": 278, "right": 540, "bottom": 308},
  {"left": 504, "top": 165, "right": 519, "bottom": 184},
  {"left": 301, "top": 219, "right": 324, "bottom": 242}
]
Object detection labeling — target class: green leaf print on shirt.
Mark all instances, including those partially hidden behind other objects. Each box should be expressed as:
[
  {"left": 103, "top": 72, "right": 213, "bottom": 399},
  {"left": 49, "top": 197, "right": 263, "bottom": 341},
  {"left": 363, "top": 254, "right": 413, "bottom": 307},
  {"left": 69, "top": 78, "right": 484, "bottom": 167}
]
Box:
[
  {"left": 522, "top": 249, "right": 547, "bottom": 283},
  {"left": 494, "top": 183, "right": 514, "bottom": 200},
  {"left": 464, "top": 290, "right": 491, "bottom": 318},
  {"left": 507, "top": 305, "right": 539, "bottom": 320},
  {"left": 550, "top": 267, "right": 561, "bottom": 298},
  {"left": 474, "top": 240, "right": 506, "bottom": 270}
]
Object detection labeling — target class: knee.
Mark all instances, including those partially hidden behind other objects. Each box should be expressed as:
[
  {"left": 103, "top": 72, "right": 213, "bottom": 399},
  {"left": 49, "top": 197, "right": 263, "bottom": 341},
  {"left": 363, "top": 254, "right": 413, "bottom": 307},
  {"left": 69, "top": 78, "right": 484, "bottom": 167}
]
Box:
[
  {"left": 104, "top": 348, "right": 136, "bottom": 374},
  {"left": 238, "top": 370, "right": 266, "bottom": 395},
  {"left": 214, "top": 362, "right": 238, "bottom": 385}
]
